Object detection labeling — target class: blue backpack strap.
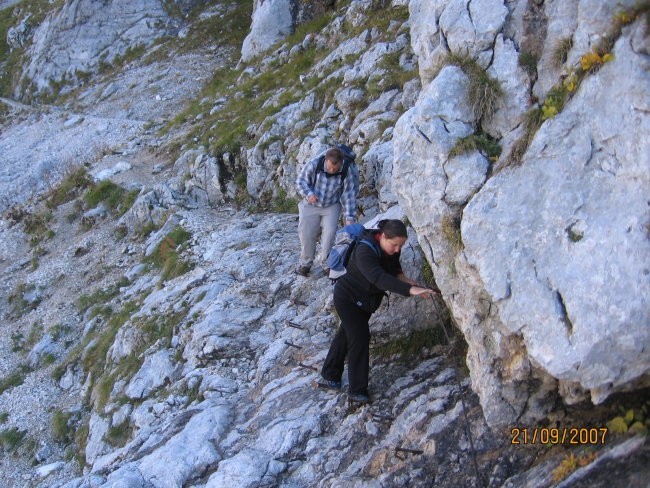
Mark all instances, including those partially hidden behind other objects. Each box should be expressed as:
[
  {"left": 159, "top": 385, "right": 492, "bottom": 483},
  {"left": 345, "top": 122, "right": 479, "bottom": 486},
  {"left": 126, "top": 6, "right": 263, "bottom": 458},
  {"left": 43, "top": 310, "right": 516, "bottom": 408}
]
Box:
[{"left": 358, "top": 238, "right": 380, "bottom": 256}]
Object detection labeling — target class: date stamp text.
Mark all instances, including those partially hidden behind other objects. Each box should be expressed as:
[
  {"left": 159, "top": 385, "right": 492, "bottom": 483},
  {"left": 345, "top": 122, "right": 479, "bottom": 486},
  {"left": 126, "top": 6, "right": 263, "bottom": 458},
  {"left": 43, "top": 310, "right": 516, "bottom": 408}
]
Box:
[{"left": 511, "top": 427, "right": 607, "bottom": 445}]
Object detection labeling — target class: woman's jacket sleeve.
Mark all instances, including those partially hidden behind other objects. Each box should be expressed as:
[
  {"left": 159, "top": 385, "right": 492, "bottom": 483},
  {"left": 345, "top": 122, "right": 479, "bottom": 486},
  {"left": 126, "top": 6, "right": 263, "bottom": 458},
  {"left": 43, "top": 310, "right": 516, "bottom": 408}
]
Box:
[{"left": 354, "top": 243, "right": 411, "bottom": 297}]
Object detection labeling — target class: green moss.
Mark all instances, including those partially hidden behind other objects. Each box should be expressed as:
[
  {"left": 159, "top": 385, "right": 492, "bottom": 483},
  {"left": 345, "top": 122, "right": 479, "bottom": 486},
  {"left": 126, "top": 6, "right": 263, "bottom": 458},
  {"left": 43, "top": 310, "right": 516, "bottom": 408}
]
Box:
[
  {"left": 0, "top": 412, "right": 8, "bottom": 424},
  {"left": 422, "top": 259, "right": 435, "bottom": 289}
]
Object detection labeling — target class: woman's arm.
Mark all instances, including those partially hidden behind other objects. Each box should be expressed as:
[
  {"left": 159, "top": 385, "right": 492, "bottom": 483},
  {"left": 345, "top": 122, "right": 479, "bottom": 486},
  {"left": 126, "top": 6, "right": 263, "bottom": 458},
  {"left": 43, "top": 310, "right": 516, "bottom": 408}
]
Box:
[
  {"left": 397, "top": 273, "right": 417, "bottom": 286},
  {"left": 354, "top": 244, "right": 412, "bottom": 296}
]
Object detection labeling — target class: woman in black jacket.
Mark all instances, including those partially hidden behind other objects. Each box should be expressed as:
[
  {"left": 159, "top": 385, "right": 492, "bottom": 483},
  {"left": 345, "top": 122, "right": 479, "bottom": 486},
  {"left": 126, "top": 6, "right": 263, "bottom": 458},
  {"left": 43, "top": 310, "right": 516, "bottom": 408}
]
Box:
[{"left": 319, "top": 219, "right": 438, "bottom": 403}]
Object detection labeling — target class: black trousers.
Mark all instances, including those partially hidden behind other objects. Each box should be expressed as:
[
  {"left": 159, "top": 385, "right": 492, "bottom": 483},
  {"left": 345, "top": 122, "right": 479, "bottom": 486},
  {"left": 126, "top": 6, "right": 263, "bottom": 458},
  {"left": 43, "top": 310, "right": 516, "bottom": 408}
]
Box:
[{"left": 321, "top": 292, "right": 373, "bottom": 395}]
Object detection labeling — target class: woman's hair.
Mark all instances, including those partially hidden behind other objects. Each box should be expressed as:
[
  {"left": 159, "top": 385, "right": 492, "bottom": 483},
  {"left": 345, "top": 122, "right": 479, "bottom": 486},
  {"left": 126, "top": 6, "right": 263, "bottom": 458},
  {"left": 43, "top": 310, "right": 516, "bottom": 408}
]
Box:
[{"left": 377, "top": 219, "right": 408, "bottom": 239}]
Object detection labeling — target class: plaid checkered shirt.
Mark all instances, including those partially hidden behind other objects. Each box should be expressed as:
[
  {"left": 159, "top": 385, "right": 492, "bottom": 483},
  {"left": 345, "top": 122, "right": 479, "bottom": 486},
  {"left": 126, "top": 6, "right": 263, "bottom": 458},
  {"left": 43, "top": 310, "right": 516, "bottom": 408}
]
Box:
[{"left": 296, "top": 156, "right": 359, "bottom": 222}]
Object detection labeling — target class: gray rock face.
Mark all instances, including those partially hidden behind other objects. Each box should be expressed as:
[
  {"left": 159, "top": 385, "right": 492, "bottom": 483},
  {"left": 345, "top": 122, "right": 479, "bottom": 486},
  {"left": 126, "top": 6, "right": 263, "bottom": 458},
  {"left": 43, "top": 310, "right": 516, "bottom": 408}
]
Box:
[
  {"left": 20, "top": 0, "right": 174, "bottom": 95},
  {"left": 409, "top": 0, "right": 507, "bottom": 82},
  {"left": 241, "top": 0, "right": 336, "bottom": 61},
  {"left": 463, "top": 26, "right": 650, "bottom": 405},
  {"left": 241, "top": 0, "right": 294, "bottom": 61},
  {"left": 125, "top": 350, "right": 178, "bottom": 399},
  {"left": 393, "top": 1, "right": 650, "bottom": 425}
]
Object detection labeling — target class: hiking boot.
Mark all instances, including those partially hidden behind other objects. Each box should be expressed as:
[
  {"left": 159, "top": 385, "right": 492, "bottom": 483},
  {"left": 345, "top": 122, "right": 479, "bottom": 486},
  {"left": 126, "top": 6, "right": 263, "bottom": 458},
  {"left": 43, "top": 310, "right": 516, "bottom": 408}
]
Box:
[
  {"left": 348, "top": 392, "right": 370, "bottom": 404},
  {"left": 295, "top": 265, "right": 310, "bottom": 276},
  {"left": 316, "top": 379, "right": 342, "bottom": 391}
]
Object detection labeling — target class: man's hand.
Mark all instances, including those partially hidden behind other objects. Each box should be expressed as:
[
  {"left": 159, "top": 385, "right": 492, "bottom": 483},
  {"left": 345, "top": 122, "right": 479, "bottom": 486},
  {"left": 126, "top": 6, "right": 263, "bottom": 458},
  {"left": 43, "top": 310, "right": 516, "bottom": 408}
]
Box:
[{"left": 307, "top": 195, "right": 318, "bottom": 204}]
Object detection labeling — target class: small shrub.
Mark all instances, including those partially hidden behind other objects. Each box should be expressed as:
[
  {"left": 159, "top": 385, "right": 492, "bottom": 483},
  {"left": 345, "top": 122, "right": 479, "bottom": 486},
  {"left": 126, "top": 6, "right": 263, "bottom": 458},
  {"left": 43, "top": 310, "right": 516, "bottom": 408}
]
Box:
[
  {"left": 503, "top": 107, "right": 543, "bottom": 168},
  {"left": 74, "top": 419, "right": 89, "bottom": 467},
  {"left": 606, "top": 407, "right": 649, "bottom": 436},
  {"left": 115, "top": 224, "right": 129, "bottom": 241},
  {"left": 541, "top": 84, "right": 570, "bottom": 121},
  {"left": 552, "top": 451, "right": 597, "bottom": 483},
  {"left": 11, "top": 332, "right": 24, "bottom": 352},
  {"left": 0, "top": 412, "right": 8, "bottom": 424},
  {"left": 84, "top": 180, "right": 126, "bottom": 212},
  {"left": 271, "top": 189, "right": 299, "bottom": 214},
  {"left": 43, "top": 353, "right": 57, "bottom": 366},
  {"left": 580, "top": 51, "right": 614, "bottom": 73},
  {"left": 7, "top": 283, "right": 41, "bottom": 317},
  {"left": 23, "top": 210, "right": 54, "bottom": 247}
]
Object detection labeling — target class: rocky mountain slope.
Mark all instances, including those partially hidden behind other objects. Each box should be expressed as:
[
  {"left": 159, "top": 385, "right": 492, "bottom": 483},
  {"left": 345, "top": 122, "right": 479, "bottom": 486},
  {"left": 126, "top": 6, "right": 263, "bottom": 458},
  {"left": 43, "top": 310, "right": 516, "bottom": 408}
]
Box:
[{"left": 0, "top": 0, "right": 648, "bottom": 487}]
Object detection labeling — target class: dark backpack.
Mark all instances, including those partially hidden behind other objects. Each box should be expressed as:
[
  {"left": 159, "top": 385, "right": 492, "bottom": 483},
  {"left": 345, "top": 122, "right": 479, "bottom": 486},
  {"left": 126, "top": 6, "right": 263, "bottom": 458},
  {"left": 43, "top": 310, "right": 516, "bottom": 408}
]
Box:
[
  {"left": 326, "top": 223, "right": 380, "bottom": 280},
  {"left": 312, "top": 143, "right": 357, "bottom": 184}
]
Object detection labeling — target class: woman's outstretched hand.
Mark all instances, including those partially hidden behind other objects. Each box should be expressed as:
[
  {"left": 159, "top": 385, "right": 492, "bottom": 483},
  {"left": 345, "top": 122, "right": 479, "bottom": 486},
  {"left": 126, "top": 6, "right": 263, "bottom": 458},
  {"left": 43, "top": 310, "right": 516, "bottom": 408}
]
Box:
[{"left": 409, "top": 286, "right": 440, "bottom": 298}]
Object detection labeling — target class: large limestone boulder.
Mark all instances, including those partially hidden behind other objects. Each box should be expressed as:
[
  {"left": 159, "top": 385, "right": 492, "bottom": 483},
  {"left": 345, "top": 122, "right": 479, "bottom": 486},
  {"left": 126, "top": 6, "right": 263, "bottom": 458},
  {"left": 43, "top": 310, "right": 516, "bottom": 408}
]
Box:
[
  {"left": 394, "top": 4, "right": 650, "bottom": 426},
  {"left": 462, "top": 23, "right": 650, "bottom": 407},
  {"left": 409, "top": 0, "right": 507, "bottom": 83},
  {"left": 241, "top": 0, "right": 294, "bottom": 62},
  {"left": 241, "top": 0, "right": 335, "bottom": 61}
]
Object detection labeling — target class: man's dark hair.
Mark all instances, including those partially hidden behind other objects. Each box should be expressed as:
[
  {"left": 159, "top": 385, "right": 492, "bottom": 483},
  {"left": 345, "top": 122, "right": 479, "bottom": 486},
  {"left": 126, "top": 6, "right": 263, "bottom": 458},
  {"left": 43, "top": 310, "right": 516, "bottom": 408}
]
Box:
[
  {"left": 377, "top": 219, "right": 408, "bottom": 239},
  {"left": 325, "top": 147, "right": 343, "bottom": 165}
]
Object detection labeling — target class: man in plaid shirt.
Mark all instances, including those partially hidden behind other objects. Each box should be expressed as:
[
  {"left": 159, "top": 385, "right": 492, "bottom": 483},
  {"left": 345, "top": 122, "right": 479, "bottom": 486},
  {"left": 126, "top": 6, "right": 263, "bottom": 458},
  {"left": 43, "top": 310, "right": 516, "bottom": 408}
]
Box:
[{"left": 295, "top": 146, "right": 359, "bottom": 276}]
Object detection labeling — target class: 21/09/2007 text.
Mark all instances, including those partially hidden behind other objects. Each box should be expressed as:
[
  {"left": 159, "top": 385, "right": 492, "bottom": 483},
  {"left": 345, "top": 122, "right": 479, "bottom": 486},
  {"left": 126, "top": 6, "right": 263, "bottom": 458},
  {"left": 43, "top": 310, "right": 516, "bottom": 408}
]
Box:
[{"left": 511, "top": 427, "right": 607, "bottom": 445}]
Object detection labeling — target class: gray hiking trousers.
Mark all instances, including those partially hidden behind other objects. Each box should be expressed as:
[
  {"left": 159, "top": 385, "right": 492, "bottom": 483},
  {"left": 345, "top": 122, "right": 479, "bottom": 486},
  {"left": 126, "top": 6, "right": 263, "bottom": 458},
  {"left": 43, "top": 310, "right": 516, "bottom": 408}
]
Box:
[{"left": 298, "top": 199, "right": 341, "bottom": 268}]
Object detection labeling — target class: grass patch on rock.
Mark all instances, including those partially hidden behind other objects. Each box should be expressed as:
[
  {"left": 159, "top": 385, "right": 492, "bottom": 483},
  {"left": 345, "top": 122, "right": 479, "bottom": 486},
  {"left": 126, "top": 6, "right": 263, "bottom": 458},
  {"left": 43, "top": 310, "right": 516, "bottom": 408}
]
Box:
[
  {"left": 145, "top": 226, "right": 194, "bottom": 282},
  {"left": 83, "top": 180, "right": 139, "bottom": 216},
  {"left": 46, "top": 167, "right": 94, "bottom": 209},
  {"left": 445, "top": 53, "right": 503, "bottom": 121},
  {"left": 449, "top": 132, "right": 501, "bottom": 161},
  {"left": 0, "top": 427, "right": 26, "bottom": 453}
]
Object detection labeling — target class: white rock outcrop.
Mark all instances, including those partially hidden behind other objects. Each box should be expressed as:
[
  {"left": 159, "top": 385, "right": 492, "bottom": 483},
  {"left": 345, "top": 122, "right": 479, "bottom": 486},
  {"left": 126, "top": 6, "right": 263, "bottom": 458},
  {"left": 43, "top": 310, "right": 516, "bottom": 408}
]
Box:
[
  {"left": 20, "top": 0, "right": 174, "bottom": 95},
  {"left": 241, "top": 0, "right": 294, "bottom": 62},
  {"left": 393, "top": 0, "right": 650, "bottom": 425}
]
